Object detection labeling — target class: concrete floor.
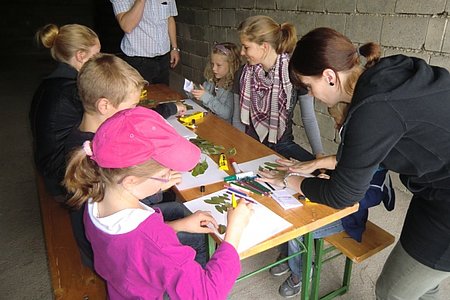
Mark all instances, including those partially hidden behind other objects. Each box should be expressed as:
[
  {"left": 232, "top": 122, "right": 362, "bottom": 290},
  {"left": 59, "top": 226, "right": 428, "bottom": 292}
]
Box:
[{"left": 1, "top": 54, "right": 449, "bottom": 299}]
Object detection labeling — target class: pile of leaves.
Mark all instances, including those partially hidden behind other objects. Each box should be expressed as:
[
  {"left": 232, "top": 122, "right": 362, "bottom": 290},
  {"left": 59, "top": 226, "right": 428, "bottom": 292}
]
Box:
[{"left": 204, "top": 194, "right": 231, "bottom": 213}]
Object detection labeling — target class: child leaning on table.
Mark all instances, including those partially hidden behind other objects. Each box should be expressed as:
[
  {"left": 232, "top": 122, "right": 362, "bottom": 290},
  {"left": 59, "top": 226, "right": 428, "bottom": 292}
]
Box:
[
  {"left": 63, "top": 106, "right": 253, "bottom": 300},
  {"left": 64, "top": 53, "right": 208, "bottom": 270},
  {"left": 190, "top": 42, "right": 241, "bottom": 123}
]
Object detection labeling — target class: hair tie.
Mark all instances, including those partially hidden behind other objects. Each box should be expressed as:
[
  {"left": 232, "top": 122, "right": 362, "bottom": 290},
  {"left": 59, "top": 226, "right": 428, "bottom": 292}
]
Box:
[
  {"left": 213, "top": 42, "right": 231, "bottom": 56},
  {"left": 83, "top": 140, "right": 93, "bottom": 157}
]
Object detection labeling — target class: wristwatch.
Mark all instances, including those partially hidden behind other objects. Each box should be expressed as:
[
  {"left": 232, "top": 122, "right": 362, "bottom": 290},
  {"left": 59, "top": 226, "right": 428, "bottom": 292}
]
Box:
[{"left": 171, "top": 47, "right": 180, "bottom": 52}]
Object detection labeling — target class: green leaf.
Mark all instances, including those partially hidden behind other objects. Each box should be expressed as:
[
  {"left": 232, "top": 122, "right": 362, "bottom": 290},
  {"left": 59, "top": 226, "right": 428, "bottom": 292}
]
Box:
[
  {"left": 227, "top": 147, "right": 237, "bottom": 156},
  {"left": 191, "top": 159, "right": 208, "bottom": 177},
  {"left": 218, "top": 224, "right": 227, "bottom": 234},
  {"left": 215, "top": 205, "right": 224, "bottom": 214}
]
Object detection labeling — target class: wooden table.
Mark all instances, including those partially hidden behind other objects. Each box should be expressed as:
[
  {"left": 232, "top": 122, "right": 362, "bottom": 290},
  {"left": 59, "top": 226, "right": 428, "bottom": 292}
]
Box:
[{"left": 146, "top": 84, "right": 358, "bottom": 299}]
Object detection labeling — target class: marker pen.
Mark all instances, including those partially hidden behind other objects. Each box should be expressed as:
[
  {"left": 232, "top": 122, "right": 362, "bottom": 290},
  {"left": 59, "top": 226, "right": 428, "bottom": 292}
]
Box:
[
  {"left": 224, "top": 171, "right": 255, "bottom": 182},
  {"left": 228, "top": 158, "right": 243, "bottom": 174}
]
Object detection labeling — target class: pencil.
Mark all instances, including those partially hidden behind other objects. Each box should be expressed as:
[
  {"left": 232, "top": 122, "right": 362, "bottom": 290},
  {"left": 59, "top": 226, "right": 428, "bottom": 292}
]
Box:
[
  {"left": 230, "top": 181, "right": 263, "bottom": 196},
  {"left": 244, "top": 178, "right": 272, "bottom": 194},
  {"left": 256, "top": 174, "right": 276, "bottom": 191}
]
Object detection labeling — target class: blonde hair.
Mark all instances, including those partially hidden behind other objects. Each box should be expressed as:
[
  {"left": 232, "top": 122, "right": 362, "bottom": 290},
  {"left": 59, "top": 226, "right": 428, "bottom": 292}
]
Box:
[
  {"left": 238, "top": 15, "right": 297, "bottom": 54},
  {"left": 204, "top": 42, "right": 241, "bottom": 89},
  {"left": 35, "top": 24, "right": 98, "bottom": 64},
  {"left": 64, "top": 148, "right": 165, "bottom": 209},
  {"left": 328, "top": 102, "right": 350, "bottom": 129},
  {"left": 77, "top": 53, "right": 148, "bottom": 113}
]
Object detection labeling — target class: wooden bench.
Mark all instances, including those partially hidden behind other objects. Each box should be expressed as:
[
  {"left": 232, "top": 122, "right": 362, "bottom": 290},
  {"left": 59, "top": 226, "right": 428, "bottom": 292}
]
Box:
[
  {"left": 36, "top": 174, "right": 107, "bottom": 299},
  {"left": 311, "top": 221, "right": 395, "bottom": 300}
]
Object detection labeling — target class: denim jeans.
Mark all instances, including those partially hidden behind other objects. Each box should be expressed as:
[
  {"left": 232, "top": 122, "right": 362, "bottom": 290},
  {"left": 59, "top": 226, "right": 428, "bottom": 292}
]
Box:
[
  {"left": 272, "top": 139, "right": 315, "bottom": 162},
  {"left": 284, "top": 220, "right": 344, "bottom": 277},
  {"left": 150, "top": 201, "right": 207, "bottom": 267},
  {"left": 376, "top": 241, "right": 450, "bottom": 300}
]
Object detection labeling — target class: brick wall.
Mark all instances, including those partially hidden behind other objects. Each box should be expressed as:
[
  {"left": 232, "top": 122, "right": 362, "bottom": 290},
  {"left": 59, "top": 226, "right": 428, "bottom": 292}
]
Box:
[{"left": 175, "top": 0, "right": 450, "bottom": 154}]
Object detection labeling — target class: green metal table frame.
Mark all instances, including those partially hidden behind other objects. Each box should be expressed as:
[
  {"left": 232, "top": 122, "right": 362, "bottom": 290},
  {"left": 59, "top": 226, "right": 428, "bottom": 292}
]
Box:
[{"left": 207, "top": 231, "right": 315, "bottom": 300}]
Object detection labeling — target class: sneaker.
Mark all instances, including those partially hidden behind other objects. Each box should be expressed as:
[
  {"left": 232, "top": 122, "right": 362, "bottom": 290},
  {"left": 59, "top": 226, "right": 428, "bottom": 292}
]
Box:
[
  {"left": 269, "top": 261, "right": 290, "bottom": 276},
  {"left": 279, "top": 274, "right": 301, "bottom": 298}
]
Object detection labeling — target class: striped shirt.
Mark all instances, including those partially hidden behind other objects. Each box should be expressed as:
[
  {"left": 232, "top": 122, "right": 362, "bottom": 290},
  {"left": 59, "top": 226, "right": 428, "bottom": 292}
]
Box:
[{"left": 111, "top": 0, "right": 178, "bottom": 57}]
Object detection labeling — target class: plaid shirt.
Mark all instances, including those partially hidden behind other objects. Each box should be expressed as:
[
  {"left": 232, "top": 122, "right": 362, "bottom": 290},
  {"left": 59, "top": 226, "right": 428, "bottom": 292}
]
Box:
[{"left": 111, "top": 0, "right": 178, "bottom": 57}]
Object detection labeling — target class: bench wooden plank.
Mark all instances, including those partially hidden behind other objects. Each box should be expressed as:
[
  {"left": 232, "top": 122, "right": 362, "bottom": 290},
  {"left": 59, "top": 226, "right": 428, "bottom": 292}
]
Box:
[
  {"left": 324, "top": 221, "right": 395, "bottom": 263},
  {"left": 36, "top": 174, "right": 106, "bottom": 299}
]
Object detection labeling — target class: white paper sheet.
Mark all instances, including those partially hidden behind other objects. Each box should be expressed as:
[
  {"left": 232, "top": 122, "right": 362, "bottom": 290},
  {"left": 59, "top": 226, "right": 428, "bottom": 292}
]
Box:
[
  {"left": 181, "top": 99, "right": 208, "bottom": 113},
  {"left": 166, "top": 118, "right": 198, "bottom": 139},
  {"left": 271, "top": 189, "right": 303, "bottom": 209},
  {"left": 183, "top": 78, "right": 194, "bottom": 93},
  {"left": 184, "top": 189, "right": 293, "bottom": 253},
  {"left": 176, "top": 154, "right": 229, "bottom": 190},
  {"left": 166, "top": 99, "right": 207, "bottom": 139}
]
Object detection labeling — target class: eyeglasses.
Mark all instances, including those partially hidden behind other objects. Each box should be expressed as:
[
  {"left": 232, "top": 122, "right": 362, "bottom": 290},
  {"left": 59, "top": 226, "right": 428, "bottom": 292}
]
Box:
[
  {"left": 147, "top": 171, "right": 172, "bottom": 183},
  {"left": 147, "top": 176, "right": 170, "bottom": 183},
  {"left": 117, "top": 171, "right": 172, "bottom": 185}
]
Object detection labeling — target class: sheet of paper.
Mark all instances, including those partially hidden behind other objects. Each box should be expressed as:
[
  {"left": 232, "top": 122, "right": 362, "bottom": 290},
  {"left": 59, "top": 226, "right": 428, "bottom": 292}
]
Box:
[
  {"left": 184, "top": 189, "right": 293, "bottom": 253},
  {"left": 166, "top": 118, "right": 198, "bottom": 139},
  {"left": 271, "top": 189, "right": 303, "bottom": 209},
  {"left": 166, "top": 99, "right": 207, "bottom": 139},
  {"left": 176, "top": 154, "right": 228, "bottom": 190},
  {"left": 183, "top": 78, "right": 194, "bottom": 93},
  {"left": 181, "top": 99, "right": 208, "bottom": 113}
]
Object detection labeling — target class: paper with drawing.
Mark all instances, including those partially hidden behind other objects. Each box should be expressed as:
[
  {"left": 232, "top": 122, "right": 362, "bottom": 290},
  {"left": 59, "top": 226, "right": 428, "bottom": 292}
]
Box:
[
  {"left": 176, "top": 153, "right": 228, "bottom": 190},
  {"left": 184, "top": 189, "right": 293, "bottom": 253}
]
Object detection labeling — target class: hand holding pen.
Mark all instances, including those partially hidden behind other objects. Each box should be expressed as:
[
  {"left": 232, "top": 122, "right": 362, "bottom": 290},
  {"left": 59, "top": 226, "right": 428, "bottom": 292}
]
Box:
[{"left": 224, "top": 198, "right": 253, "bottom": 249}]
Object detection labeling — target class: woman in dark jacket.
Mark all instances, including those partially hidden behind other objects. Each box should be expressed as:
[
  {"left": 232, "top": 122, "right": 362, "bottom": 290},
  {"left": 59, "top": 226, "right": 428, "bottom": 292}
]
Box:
[
  {"left": 29, "top": 23, "right": 100, "bottom": 198},
  {"left": 259, "top": 27, "right": 450, "bottom": 299}
]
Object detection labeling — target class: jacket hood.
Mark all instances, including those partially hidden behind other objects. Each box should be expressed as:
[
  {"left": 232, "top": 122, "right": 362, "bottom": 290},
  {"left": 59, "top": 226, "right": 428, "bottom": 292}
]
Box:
[{"left": 352, "top": 55, "right": 450, "bottom": 106}]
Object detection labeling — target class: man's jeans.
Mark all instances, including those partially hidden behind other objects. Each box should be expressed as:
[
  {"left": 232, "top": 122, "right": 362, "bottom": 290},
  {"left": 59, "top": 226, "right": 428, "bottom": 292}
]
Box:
[{"left": 284, "top": 220, "right": 344, "bottom": 277}]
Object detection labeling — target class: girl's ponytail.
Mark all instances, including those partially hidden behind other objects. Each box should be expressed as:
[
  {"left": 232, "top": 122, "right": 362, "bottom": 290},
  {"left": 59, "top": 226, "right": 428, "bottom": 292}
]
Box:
[{"left": 64, "top": 147, "right": 104, "bottom": 209}]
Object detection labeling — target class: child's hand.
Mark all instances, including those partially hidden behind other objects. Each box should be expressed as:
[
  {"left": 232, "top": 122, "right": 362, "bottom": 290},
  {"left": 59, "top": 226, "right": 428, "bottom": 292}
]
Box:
[
  {"left": 191, "top": 84, "right": 206, "bottom": 101},
  {"left": 160, "top": 171, "right": 182, "bottom": 191},
  {"left": 224, "top": 199, "right": 253, "bottom": 249},
  {"left": 169, "top": 211, "right": 218, "bottom": 234},
  {"left": 175, "top": 102, "right": 187, "bottom": 116}
]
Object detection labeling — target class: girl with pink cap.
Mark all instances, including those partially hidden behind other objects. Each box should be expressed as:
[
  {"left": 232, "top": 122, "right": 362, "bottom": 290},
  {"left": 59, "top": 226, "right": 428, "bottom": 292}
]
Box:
[{"left": 64, "top": 106, "right": 253, "bottom": 299}]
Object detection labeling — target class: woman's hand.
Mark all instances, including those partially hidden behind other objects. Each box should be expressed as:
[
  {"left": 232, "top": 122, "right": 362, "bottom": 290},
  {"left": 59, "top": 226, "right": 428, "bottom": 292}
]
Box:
[
  {"left": 288, "top": 155, "right": 337, "bottom": 174},
  {"left": 191, "top": 85, "right": 206, "bottom": 101},
  {"left": 274, "top": 158, "right": 298, "bottom": 171},
  {"left": 168, "top": 210, "right": 219, "bottom": 234},
  {"left": 256, "top": 168, "right": 286, "bottom": 187},
  {"left": 288, "top": 160, "right": 321, "bottom": 174},
  {"left": 224, "top": 199, "right": 253, "bottom": 249}
]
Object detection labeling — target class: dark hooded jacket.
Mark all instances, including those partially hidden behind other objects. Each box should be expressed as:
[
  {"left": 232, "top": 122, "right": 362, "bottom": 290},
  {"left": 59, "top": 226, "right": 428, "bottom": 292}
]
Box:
[
  {"left": 29, "top": 62, "right": 83, "bottom": 196},
  {"left": 302, "top": 55, "right": 450, "bottom": 271}
]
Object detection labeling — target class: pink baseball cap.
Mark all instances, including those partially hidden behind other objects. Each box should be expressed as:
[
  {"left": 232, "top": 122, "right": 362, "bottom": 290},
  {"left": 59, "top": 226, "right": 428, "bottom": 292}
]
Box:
[{"left": 91, "top": 106, "right": 201, "bottom": 171}]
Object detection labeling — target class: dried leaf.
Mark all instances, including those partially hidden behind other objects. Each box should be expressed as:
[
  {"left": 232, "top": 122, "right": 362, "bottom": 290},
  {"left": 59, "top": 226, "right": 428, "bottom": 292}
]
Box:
[{"left": 218, "top": 224, "right": 227, "bottom": 234}]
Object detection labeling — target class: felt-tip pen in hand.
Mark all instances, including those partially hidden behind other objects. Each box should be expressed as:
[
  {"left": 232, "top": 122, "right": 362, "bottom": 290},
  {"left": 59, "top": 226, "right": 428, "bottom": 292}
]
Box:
[{"left": 224, "top": 171, "right": 255, "bottom": 182}]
